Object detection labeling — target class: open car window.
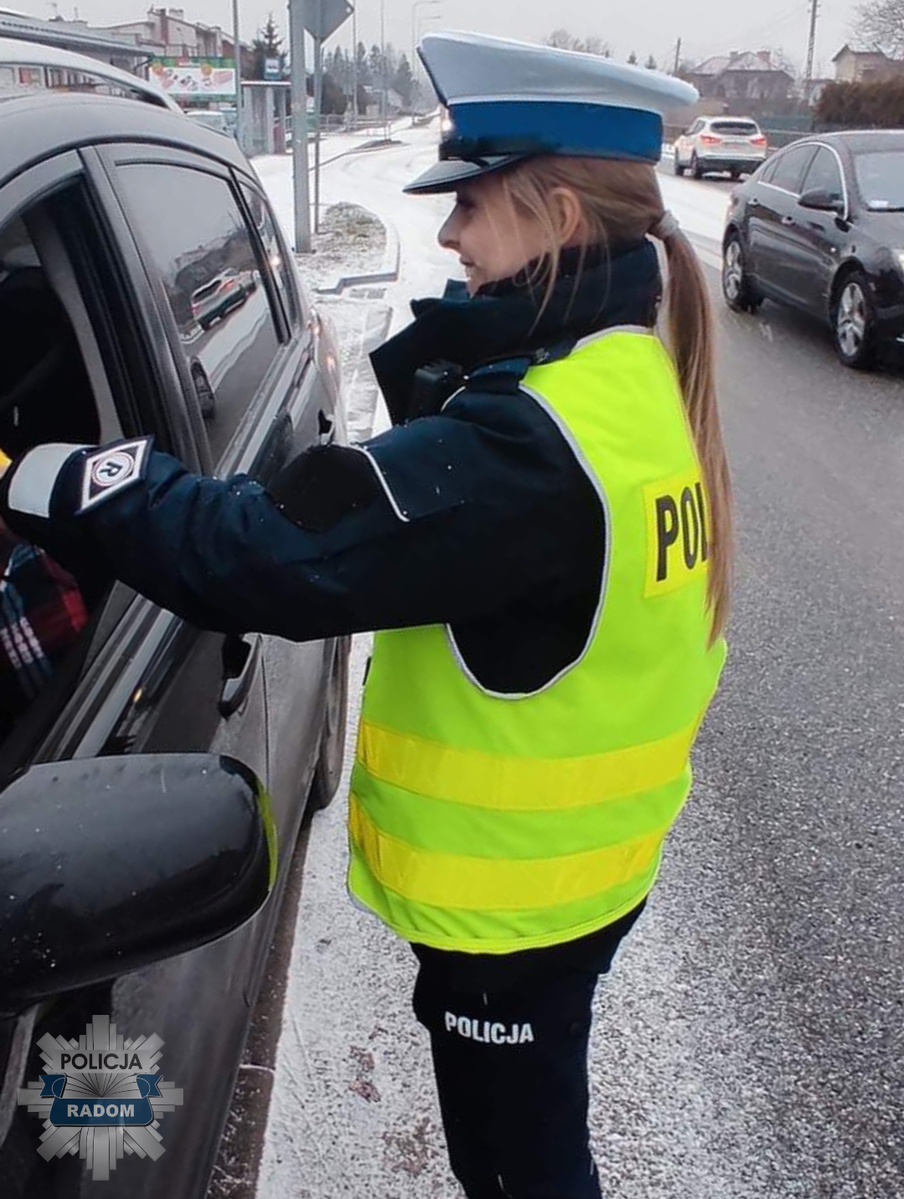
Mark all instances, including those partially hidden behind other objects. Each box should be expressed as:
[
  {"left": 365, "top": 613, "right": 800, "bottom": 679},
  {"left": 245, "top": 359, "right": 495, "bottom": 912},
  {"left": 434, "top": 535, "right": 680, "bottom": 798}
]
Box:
[{"left": 0, "top": 201, "right": 112, "bottom": 747}]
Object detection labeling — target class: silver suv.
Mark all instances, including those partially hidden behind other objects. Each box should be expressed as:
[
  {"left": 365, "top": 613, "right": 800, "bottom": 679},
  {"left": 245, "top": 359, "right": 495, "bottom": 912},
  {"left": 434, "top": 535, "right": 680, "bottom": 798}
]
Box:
[
  {"left": 0, "top": 34, "right": 349, "bottom": 1199},
  {"left": 674, "top": 116, "right": 767, "bottom": 180}
]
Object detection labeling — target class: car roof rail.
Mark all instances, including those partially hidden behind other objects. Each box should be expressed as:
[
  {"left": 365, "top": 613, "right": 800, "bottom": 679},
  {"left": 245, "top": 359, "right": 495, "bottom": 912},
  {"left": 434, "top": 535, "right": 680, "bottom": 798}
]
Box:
[{"left": 0, "top": 35, "right": 181, "bottom": 113}]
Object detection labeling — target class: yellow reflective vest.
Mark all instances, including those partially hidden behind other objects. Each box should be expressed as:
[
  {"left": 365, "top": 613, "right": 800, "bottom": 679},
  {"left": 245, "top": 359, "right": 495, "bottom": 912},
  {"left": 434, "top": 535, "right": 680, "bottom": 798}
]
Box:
[{"left": 349, "top": 328, "right": 727, "bottom": 954}]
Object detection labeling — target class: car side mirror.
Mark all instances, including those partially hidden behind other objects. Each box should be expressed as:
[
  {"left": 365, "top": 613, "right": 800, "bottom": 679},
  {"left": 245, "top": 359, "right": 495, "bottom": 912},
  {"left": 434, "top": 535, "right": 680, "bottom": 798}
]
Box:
[
  {"left": 799, "top": 187, "right": 844, "bottom": 214},
  {"left": 0, "top": 753, "right": 275, "bottom": 1015}
]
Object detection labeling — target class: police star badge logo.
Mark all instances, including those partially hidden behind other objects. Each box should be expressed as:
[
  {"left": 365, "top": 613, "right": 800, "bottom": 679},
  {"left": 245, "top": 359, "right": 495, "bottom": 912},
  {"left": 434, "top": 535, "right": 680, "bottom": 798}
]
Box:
[{"left": 17, "top": 1014, "right": 183, "bottom": 1181}]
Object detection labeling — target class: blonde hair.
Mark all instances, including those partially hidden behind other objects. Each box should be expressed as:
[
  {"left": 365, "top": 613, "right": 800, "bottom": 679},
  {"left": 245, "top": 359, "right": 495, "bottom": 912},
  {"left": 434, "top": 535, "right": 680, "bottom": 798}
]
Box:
[{"left": 494, "top": 157, "right": 733, "bottom": 643}]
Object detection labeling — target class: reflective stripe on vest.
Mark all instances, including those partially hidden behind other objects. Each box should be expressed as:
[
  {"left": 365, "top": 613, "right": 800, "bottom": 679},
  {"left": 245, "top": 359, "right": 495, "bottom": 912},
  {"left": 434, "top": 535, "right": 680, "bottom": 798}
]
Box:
[{"left": 348, "top": 329, "right": 727, "bottom": 954}]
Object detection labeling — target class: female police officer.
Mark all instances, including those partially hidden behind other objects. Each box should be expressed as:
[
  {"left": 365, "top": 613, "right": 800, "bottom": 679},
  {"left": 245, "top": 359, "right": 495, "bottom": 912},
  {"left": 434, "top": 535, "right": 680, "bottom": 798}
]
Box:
[{"left": 0, "top": 32, "right": 731, "bottom": 1199}]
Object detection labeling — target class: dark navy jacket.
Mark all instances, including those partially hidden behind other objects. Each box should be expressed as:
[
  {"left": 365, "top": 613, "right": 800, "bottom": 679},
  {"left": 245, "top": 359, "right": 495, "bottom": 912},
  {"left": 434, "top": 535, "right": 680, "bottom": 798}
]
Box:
[{"left": 0, "top": 242, "right": 661, "bottom": 696}]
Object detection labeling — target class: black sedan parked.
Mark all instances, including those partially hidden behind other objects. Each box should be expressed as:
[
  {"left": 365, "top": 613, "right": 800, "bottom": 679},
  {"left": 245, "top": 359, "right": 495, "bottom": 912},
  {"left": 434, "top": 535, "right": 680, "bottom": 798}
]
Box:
[
  {"left": 0, "top": 39, "right": 349, "bottom": 1199},
  {"left": 722, "top": 130, "right": 904, "bottom": 368}
]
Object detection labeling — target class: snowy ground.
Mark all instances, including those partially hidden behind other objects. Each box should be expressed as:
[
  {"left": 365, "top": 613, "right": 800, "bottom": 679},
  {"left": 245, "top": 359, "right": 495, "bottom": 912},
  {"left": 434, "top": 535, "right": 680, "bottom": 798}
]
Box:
[{"left": 250, "top": 129, "right": 751, "bottom": 1199}]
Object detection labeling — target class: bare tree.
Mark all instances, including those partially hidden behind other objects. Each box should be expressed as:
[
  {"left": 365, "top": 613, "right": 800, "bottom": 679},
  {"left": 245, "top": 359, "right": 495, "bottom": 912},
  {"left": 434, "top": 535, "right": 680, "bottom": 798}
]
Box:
[
  {"left": 852, "top": 0, "right": 904, "bottom": 58},
  {"left": 545, "top": 29, "right": 613, "bottom": 57},
  {"left": 583, "top": 36, "right": 612, "bottom": 58}
]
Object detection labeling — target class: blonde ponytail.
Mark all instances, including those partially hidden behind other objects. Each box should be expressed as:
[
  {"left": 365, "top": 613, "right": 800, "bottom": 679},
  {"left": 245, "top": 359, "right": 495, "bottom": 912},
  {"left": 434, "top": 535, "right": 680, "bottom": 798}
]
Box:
[
  {"left": 499, "top": 157, "right": 734, "bottom": 642},
  {"left": 660, "top": 226, "right": 733, "bottom": 641}
]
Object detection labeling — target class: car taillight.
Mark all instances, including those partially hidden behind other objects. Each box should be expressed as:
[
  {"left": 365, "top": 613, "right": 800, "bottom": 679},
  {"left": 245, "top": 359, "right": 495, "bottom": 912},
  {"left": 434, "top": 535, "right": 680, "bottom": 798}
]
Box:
[
  {"left": 750, "top": 135, "right": 767, "bottom": 147},
  {"left": 700, "top": 134, "right": 722, "bottom": 145}
]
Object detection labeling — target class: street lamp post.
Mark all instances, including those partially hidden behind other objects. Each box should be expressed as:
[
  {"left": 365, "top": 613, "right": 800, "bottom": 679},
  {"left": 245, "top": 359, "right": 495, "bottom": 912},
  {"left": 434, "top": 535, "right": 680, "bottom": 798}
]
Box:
[
  {"left": 350, "top": 0, "right": 358, "bottom": 127},
  {"left": 232, "top": 0, "right": 243, "bottom": 149},
  {"left": 411, "top": 0, "right": 440, "bottom": 74},
  {"left": 380, "top": 0, "right": 387, "bottom": 136}
]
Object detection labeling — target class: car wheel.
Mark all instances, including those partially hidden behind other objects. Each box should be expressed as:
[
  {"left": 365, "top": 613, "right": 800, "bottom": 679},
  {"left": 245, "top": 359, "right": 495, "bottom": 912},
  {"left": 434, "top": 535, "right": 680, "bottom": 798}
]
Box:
[
  {"left": 833, "top": 274, "right": 876, "bottom": 370},
  {"left": 191, "top": 363, "right": 216, "bottom": 419},
  {"left": 307, "top": 636, "right": 351, "bottom": 813},
  {"left": 691, "top": 152, "right": 704, "bottom": 180},
  {"left": 722, "top": 233, "right": 762, "bottom": 313}
]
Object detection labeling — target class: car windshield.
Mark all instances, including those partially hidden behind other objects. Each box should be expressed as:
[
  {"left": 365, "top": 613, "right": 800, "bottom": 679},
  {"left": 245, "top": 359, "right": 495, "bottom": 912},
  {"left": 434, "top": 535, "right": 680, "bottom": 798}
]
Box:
[
  {"left": 711, "top": 121, "right": 759, "bottom": 136},
  {"left": 854, "top": 150, "right": 904, "bottom": 210}
]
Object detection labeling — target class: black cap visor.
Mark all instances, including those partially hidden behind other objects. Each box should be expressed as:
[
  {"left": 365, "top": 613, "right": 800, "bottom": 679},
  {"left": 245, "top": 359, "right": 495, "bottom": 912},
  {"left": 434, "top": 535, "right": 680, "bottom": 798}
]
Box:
[{"left": 403, "top": 153, "right": 527, "bottom": 195}]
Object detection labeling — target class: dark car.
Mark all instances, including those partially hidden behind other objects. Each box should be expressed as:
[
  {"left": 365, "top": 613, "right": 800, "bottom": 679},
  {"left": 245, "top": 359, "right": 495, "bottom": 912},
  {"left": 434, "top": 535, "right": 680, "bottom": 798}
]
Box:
[
  {"left": 0, "top": 41, "right": 349, "bottom": 1199},
  {"left": 722, "top": 129, "right": 904, "bottom": 368}
]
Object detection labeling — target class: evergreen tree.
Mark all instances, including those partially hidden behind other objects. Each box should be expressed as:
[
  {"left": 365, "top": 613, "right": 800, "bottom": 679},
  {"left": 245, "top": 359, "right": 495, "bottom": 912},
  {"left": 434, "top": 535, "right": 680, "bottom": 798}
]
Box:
[
  {"left": 368, "top": 43, "right": 384, "bottom": 86},
  {"left": 627, "top": 51, "right": 638, "bottom": 65},
  {"left": 322, "top": 72, "right": 347, "bottom": 116},
  {"left": 392, "top": 53, "right": 415, "bottom": 106},
  {"left": 250, "top": 13, "right": 284, "bottom": 81},
  {"left": 645, "top": 54, "right": 658, "bottom": 70},
  {"left": 355, "top": 41, "right": 370, "bottom": 87}
]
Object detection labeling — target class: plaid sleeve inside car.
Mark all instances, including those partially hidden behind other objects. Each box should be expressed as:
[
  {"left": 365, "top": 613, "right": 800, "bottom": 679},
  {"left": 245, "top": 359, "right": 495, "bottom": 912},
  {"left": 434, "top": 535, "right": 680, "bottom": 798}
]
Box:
[{"left": 0, "top": 525, "right": 88, "bottom": 722}]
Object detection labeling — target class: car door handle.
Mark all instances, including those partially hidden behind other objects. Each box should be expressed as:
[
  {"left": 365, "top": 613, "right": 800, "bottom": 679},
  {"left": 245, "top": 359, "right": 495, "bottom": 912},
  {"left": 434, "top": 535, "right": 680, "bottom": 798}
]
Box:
[{"left": 218, "top": 634, "right": 262, "bottom": 719}]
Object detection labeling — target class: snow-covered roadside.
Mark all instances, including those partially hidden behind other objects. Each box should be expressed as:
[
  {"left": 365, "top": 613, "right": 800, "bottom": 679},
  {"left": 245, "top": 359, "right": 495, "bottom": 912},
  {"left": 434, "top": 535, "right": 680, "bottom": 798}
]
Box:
[{"left": 253, "top": 118, "right": 414, "bottom": 252}]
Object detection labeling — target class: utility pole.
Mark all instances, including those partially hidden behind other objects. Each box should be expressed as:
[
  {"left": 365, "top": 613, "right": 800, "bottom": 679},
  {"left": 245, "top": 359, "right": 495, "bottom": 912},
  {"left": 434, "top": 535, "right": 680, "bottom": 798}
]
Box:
[
  {"left": 673, "top": 36, "right": 682, "bottom": 75},
  {"left": 289, "top": 0, "right": 312, "bottom": 252},
  {"left": 805, "top": 0, "right": 819, "bottom": 92}
]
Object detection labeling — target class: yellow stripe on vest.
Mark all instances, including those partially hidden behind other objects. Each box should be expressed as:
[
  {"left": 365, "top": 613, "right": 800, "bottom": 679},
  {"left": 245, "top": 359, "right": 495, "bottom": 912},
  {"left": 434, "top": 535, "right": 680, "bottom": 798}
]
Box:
[
  {"left": 349, "top": 792, "right": 664, "bottom": 911},
  {"left": 357, "top": 719, "right": 695, "bottom": 811}
]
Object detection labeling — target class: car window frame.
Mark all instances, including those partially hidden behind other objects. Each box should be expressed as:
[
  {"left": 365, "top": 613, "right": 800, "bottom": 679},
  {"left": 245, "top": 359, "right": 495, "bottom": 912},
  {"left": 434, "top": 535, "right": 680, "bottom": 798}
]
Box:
[
  {"left": 0, "top": 150, "right": 194, "bottom": 775},
  {"left": 761, "top": 142, "right": 819, "bottom": 197},
  {"left": 81, "top": 144, "right": 210, "bottom": 472},
  {"left": 0, "top": 152, "right": 129, "bottom": 441},
  {"left": 234, "top": 172, "right": 308, "bottom": 333},
  {"left": 94, "top": 143, "right": 294, "bottom": 473},
  {"left": 800, "top": 142, "right": 850, "bottom": 217}
]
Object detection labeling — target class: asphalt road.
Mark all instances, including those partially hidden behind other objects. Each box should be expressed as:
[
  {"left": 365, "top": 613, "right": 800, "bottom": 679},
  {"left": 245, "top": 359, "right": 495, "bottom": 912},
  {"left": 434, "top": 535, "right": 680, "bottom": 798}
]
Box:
[{"left": 253, "top": 133, "right": 904, "bottom": 1199}]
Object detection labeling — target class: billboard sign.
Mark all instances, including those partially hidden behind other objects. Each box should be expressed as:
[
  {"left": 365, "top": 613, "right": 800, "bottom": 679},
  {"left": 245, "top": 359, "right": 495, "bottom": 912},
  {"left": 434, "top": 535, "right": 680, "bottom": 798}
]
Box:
[{"left": 149, "top": 58, "right": 237, "bottom": 98}]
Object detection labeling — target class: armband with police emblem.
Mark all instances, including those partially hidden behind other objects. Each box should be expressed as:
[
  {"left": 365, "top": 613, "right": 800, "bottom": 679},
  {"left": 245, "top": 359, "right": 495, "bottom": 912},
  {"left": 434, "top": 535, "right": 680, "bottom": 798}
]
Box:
[{"left": 3, "top": 437, "right": 152, "bottom": 522}]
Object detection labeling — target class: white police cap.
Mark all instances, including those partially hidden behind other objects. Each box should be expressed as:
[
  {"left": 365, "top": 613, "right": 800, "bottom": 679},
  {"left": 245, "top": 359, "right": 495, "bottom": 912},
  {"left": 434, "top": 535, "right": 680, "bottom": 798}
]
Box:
[{"left": 406, "top": 31, "right": 698, "bottom": 195}]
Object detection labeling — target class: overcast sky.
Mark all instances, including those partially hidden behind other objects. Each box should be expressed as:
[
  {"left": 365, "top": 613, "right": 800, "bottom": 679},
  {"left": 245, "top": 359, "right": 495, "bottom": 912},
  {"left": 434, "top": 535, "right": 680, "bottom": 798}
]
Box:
[{"left": 13, "top": 0, "right": 856, "bottom": 78}]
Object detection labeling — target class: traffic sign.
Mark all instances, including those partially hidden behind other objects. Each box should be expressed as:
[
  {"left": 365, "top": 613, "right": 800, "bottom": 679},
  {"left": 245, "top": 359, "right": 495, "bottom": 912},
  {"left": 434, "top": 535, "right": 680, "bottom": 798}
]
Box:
[{"left": 305, "top": 0, "right": 353, "bottom": 42}]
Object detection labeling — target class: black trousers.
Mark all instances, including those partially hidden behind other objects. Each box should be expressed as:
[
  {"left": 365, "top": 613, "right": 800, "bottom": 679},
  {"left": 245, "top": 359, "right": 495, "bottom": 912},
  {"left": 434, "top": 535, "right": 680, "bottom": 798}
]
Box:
[{"left": 412, "top": 903, "right": 645, "bottom": 1199}]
